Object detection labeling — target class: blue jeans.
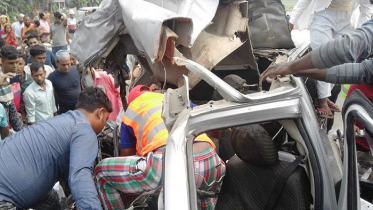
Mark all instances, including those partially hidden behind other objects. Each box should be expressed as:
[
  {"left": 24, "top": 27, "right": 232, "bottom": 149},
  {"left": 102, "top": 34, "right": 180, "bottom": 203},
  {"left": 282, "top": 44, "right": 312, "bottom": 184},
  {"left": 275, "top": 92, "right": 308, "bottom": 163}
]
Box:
[{"left": 52, "top": 45, "right": 68, "bottom": 56}]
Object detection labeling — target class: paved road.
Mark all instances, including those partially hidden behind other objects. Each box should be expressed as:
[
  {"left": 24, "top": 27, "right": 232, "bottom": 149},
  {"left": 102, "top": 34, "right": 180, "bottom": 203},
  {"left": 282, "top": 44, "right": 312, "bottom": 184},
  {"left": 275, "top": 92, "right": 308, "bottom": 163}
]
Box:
[{"left": 291, "top": 29, "right": 345, "bottom": 133}]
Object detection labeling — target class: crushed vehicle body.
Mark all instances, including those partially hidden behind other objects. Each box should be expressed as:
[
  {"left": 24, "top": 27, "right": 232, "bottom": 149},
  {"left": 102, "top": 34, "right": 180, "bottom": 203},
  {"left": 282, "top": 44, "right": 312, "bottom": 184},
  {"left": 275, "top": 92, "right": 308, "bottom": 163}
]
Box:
[
  {"left": 69, "top": 0, "right": 373, "bottom": 209},
  {"left": 71, "top": 0, "right": 262, "bottom": 102}
]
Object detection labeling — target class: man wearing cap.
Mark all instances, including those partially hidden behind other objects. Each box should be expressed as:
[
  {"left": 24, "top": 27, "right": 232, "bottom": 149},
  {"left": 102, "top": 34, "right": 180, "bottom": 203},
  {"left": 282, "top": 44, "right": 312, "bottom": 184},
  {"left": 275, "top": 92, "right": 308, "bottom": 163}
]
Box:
[
  {"left": 95, "top": 85, "right": 226, "bottom": 210},
  {"left": 11, "top": 14, "right": 24, "bottom": 38},
  {"left": 48, "top": 50, "right": 81, "bottom": 114},
  {"left": 50, "top": 12, "right": 67, "bottom": 56},
  {"left": 67, "top": 10, "right": 77, "bottom": 40}
]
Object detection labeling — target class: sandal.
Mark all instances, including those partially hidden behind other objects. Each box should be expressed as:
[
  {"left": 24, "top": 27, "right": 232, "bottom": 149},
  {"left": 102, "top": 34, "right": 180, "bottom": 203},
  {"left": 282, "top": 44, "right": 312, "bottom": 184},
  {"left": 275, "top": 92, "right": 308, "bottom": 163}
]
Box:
[
  {"left": 327, "top": 101, "right": 341, "bottom": 112},
  {"left": 316, "top": 108, "right": 334, "bottom": 119}
]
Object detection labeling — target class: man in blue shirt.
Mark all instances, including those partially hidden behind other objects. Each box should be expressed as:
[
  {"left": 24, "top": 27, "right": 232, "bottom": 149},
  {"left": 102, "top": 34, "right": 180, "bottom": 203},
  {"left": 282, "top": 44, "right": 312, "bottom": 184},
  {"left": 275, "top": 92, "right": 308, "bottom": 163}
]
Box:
[
  {"left": 0, "top": 87, "right": 112, "bottom": 210},
  {"left": 48, "top": 50, "right": 81, "bottom": 114},
  {"left": 24, "top": 35, "right": 57, "bottom": 69}
]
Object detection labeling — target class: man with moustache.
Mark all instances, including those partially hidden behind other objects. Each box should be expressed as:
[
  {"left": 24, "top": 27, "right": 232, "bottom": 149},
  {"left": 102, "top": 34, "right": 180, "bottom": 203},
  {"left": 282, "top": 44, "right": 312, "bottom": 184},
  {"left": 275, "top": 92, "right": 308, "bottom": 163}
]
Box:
[
  {"left": 23, "top": 62, "right": 57, "bottom": 125},
  {"left": 48, "top": 50, "right": 81, "bottom": 114},
  {"left": 21, "top": 16, "right": 36, "bottom": 39}
]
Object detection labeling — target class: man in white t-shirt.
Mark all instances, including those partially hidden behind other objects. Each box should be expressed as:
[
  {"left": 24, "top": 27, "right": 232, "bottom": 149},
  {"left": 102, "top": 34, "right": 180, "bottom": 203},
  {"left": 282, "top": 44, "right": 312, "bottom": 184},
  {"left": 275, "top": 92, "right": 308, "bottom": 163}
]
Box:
[
  {"left": 67, "top": 10, "right": 77, "bottom": 40},
  {"left": 289, "top": 0, "right": 373, "bottom": 119},
  {"left": 11, "top": 14, "right": 24, "bottom": 42},
  {"left": 24, "top": 45, "right": 54, "bottom": 77}
]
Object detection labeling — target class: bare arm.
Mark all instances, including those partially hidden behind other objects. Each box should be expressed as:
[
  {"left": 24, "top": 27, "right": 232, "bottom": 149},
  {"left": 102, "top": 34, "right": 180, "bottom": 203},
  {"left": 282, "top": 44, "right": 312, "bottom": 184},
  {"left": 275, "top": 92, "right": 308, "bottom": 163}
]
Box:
[
  {"left": 0, "top": 127, "right": 9, "bottom": 140},
  {"left": 293, "top": 68, "right": 327, "bottom": 81},
  {"left": 261, "top": 52, "right": 315, "bottom": 81},
  {"left": 62, "top": 14, "right": 68, "bottom": 26}
]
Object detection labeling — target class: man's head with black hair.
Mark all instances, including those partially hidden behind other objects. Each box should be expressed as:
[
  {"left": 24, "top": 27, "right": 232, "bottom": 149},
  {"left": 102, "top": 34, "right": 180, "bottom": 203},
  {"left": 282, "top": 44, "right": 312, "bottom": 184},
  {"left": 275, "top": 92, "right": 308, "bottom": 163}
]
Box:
[
  {"left": 34, "top": 20, "right": 40, "bottom": 27},
  {"left": 17, "top": 53, "right": 27, "bottom": 74},
  {"left": 30, "top": 45, "right": 46, "bottom": 64},
  {"left": 30, "top": 62, "right": 45, "bottom": 73},
  {"left": 23, "top": 16, "right": 31, "bottom": 27},
  {"left": 76, "top": 87, "right": 113, "bottom": 134},
  {"left": 25, "top": 30, "right": 38, "bottom": 39},
  {"left": 27, "top": 35, "right": 41, "bottom": 47},
  {"left": 1, "top": 45, "right": 18, "bottom": 74},
  {"left": 30, "top": 62, "right": 46, "bottom": 86},
  {"left": 39, "top": 12, "right": 45, "bottom": 20},
  {"left": 54, "top": 12, "right": 62, "bottom": 19},
  {"left": 76, "top": 87, "right": 113, "bottom": 113}
]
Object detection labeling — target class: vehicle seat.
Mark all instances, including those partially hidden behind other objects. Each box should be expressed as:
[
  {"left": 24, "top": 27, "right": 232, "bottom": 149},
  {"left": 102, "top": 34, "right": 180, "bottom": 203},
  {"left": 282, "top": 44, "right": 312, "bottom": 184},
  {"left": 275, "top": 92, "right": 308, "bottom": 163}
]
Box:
[{"left": 215, "top": 124, "right": 311, "bottom": 210}]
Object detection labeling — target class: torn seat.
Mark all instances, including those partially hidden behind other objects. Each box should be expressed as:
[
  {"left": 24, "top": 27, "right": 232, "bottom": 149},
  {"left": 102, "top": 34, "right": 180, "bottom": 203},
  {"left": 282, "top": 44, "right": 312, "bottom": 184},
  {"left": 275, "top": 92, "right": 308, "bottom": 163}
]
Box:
[{"left": 215, "top": 124, "right": 311, "bottom": 210}]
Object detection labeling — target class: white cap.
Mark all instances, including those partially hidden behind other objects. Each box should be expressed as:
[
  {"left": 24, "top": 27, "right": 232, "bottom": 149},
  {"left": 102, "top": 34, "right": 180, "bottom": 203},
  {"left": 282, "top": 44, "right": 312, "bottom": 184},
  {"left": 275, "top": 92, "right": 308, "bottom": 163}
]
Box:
[
  {"left": 19, "top": 14, "right": 25, "bottom": 18},
  {"left": 69, "top": 10, "right": 75, "bottom": 15},
  {"left": 55, "top": 50, "right": 70, "bottom": 60}
]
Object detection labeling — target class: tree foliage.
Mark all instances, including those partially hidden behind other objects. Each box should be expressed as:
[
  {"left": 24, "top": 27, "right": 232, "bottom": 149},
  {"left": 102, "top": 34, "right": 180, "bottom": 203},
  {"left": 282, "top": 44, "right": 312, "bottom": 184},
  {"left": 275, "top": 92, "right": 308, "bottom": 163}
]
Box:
[{"left": 0, "top": 0, "right": 102, "bottom": 22}]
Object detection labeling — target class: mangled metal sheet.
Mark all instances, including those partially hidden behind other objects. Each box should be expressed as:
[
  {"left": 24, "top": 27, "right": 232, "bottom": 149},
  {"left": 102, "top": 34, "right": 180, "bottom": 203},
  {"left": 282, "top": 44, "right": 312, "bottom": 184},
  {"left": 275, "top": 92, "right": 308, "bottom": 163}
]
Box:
[
  {"left": 71, "top": 0, "right": 255, "bottom": 89},
  {"left": 71, "top": 0, "right": 125, "bottom": 64}
]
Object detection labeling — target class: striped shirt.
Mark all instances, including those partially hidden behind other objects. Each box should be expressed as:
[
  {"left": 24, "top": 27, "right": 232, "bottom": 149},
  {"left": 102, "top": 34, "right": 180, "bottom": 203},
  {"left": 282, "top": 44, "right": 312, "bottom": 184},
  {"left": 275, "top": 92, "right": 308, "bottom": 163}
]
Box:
[
  {"left": 312, "top": 19, "right": 373, "bottom": 84},
  {"left": 0, "top": 85, "right": 14, "bottom": 103}
]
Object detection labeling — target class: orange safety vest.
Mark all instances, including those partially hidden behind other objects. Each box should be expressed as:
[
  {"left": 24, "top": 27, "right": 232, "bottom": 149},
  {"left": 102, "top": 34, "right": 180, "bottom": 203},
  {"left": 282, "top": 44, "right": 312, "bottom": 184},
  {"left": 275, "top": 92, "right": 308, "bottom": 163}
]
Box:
[{"left": 122, "top": 92, "right": 215, "bottom": 156}]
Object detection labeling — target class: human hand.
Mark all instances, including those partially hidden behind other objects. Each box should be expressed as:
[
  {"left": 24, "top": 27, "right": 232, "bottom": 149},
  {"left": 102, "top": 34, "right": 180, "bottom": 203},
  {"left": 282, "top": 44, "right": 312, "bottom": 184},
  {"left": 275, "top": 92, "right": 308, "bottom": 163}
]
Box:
[
  {"left": 289, "top": 23, "right": 294, "bottom": 31},
  {"left": 0, "top": 73, "right": 16, "bottom": 86},
  {"left": 21, "top": 39, "right": 28, "bottom": 48},
  {"left": 260, "top": 62, "right": 294, "bottom": 82}
]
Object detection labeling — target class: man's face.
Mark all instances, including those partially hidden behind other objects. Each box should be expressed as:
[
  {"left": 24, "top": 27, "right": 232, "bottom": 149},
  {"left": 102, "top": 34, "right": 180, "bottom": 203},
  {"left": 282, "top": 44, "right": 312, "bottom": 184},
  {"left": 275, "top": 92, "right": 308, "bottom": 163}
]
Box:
[
  {"left": 69, "top": 14, "right": 75, "bottom": 19},
  {"left": 27, "top": 38, "right": 40, "bottom": 47},
  {"left": 17, "top": 58, "right": 26, "bottom": 74},
  {"left": 1, "top": 58, "right": 18, "bottom": 74},
  {"left": 54, "top": 17, "right": 61, "bottom": 24},
  {"left": 70, "top": 56, "right": 77, "bottom": 65},
  {"left": 92, "top": 109, "right": 110, "bottom": 134},
  {"left": 32, "top": 53, "right": 46, "bottom": 64},
  {"left": 24, "top": 17, "right": 30, "bottom": 27},
  {"left": 57, "top": 58, "right": 71, "bottom": 73},
  {"left": 31, "top": 67, "right": 46, "bottom": 85},
  {"left": 18, "top": 15, "right": 24, "bottom": 22}
]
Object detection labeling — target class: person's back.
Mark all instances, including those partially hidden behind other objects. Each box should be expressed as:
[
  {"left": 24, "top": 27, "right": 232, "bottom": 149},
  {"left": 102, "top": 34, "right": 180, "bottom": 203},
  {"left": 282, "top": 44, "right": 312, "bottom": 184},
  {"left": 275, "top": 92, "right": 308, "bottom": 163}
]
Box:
[
  {"left": 0, "top": 110, "right": 98, "bottom": 208},
  {"left": 0, "top": 87, "right": 112, "bottom": 210},
  {"left": 90, "top": 68, "right": 123, "bottom": 121}
]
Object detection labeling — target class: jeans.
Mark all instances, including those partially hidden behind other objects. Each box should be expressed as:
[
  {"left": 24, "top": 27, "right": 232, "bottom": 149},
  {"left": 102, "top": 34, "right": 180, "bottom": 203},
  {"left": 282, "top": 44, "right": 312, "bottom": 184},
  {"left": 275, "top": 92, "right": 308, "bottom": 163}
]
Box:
[{"left": 52, "top": 45, "right": 68, "bottom": 56}]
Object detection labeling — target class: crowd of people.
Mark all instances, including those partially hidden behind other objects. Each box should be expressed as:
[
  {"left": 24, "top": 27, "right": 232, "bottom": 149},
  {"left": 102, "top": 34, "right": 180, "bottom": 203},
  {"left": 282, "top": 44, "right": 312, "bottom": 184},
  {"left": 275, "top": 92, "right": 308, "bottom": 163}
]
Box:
[
  {"left": 1, "top": 0, "right": 373, "bottom": 209},
  {"left": 0, "top": 7, "right": 224, "bottom": 210},
  {"left": 0, "top": 8, "right": 77, "bottom": 48}
]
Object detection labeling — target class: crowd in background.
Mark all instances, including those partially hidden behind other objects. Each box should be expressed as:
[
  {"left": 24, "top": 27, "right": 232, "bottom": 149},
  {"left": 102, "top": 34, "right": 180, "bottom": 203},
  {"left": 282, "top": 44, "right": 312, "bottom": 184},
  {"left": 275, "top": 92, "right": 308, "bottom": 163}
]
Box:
[{"left": 0, "top": 7, "right": 121, "bottom": 141}]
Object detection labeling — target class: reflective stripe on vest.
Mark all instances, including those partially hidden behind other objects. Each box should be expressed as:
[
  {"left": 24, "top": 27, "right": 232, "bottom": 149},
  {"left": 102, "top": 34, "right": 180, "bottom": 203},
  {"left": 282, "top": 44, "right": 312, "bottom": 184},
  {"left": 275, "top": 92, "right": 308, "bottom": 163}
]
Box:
[
  {"left": 341, "top": 84, "right": 350, "bottom": 99},
  {"left": 122, "top": 92, "right": 168, "bottom": 155},
  {"left": 194, "top": 133, "right": 216, "bottom": 149}
]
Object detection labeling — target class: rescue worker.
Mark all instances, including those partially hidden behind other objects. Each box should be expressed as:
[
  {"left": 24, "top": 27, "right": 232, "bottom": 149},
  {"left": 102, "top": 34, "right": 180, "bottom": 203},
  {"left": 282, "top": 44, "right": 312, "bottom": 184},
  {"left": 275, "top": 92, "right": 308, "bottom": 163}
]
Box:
[{"left": 95, "top": 85, "right": 226, "bottom": 210}]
